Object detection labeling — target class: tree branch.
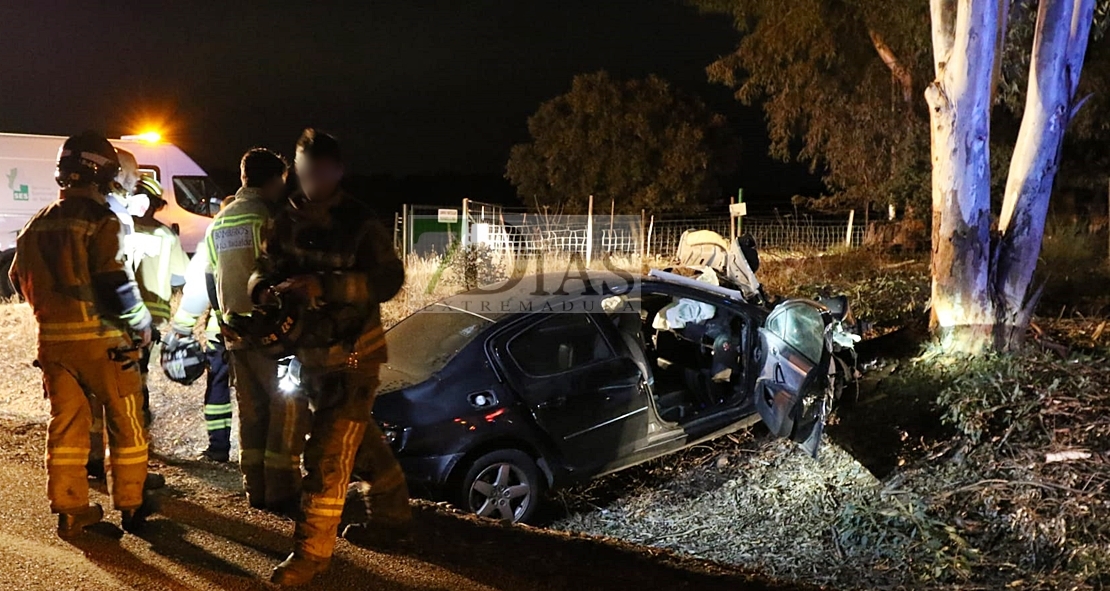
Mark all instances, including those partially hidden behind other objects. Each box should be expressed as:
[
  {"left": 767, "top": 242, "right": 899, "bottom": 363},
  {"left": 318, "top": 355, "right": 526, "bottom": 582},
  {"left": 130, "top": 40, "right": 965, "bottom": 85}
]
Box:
[
  {"left": 869, "top": 29, "right": 914, "bottom": 105},
  {"left": 1067, "top": 0, "right": 1096, "bottom": 96}
]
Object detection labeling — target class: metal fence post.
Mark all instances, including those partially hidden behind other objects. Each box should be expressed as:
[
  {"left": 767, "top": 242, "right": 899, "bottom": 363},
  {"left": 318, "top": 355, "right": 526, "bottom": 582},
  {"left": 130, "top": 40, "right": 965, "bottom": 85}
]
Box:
[
  {"left": 845, "top": 209, "right": 855, "bottom": 248},
  {"left": 586, "top": 194, "right": 594, "bottom": 266},
  {"left": 640, "top": 209, "right": 646, "bottom": 258},
  {"left": 400, "top": 204, "right": 408, "bottom": 257},
  {"left": 393, "top": 211, "right": 400, "bottom": 253},
  {"left": 461, "top": 198, "right": 470, "bottom": 250}
]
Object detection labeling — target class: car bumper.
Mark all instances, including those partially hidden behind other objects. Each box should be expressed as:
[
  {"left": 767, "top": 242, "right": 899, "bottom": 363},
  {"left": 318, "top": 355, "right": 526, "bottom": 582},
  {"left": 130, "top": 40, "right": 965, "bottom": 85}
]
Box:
[{"left": 397, "top": 452, "right": 466, "bottom": 495}]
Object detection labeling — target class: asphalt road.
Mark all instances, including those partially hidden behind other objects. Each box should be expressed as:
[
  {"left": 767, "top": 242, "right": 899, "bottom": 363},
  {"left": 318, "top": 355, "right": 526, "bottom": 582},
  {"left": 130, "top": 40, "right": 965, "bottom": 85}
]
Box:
[{"left": 0, "top": 419, "right": 814, "bottom": 591}]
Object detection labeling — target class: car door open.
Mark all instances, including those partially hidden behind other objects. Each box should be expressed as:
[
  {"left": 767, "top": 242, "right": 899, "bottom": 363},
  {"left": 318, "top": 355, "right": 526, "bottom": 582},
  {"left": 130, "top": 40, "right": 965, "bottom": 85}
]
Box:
[{"left": 754, "top": 300, "right": 839, "bottom": 457}]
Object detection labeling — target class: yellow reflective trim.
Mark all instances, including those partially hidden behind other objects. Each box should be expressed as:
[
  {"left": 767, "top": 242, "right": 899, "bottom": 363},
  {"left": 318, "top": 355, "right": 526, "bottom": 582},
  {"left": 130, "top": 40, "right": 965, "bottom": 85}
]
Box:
[
  {"left": 49, "top": 447, "right": 91, "bottom": 454},
  {"left": 240, "top": 449, "right": 265, "bottom": 465},
  {"left": 110, "top": 455, "right": 149, "bottom": 466},
  {"left": 39, "top": 319, "right": 107, "bottom": 330},
  {"left": 307, "top": 496, "right": 346, "bottom": 507},
  {"left": 39, "top": 332, "right": 124, "bottom": 342},
  {"left": 304, "top": 508, "right": 344, "bottom": 518},
  {"left": 145, "top": 302, "right": 172, "bottom": 318},
  {"left": 121, "top": 395, "right": 147, "bottom": 449},
  {"left": 46, "top": 459, "right": 90, "bottom": 466}
]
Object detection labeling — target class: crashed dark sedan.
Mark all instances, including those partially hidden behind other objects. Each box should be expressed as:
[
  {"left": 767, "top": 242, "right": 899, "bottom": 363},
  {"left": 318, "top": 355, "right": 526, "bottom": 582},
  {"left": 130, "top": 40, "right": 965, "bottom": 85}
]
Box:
[{"left": 366, "top": 270, "right": 855, "bottom": 523}]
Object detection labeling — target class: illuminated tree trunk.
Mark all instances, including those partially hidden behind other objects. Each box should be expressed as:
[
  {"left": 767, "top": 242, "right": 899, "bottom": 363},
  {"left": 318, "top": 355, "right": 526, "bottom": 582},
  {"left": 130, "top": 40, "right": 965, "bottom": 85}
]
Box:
[
  {"left": 925, "top": 0, "right": 999, "bottom": 353},
  {"left": 927, "top": 0, "right": 1095, "bottom": 353},
  {"left": 994, "top": 0, "right": 1095, "bottom": 347}
]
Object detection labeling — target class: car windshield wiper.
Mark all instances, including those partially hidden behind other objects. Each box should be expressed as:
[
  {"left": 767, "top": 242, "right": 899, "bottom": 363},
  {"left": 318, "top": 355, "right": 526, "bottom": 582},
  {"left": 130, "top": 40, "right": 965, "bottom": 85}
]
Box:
[{"left": 430, "top": 302, "right": 496, "bottom": 323}]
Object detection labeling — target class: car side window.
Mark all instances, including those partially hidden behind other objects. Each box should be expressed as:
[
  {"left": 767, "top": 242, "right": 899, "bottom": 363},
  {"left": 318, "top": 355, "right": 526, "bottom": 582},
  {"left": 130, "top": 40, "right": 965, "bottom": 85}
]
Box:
[{"left": 507, "top": 314, "right": 614, "bottom": 377}]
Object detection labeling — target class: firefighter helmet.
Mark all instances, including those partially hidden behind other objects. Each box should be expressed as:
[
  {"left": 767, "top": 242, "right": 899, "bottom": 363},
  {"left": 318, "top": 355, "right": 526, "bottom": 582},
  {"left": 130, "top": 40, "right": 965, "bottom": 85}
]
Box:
[
  {"left": 134, "top": 176, "right": 164, "bottom": 200},
  {"left": 240, "top": 297, "right": 305, "bottom": 359},
  {"left": 160, "top": 336, "right": 208, "bottom": 385},
  {"left": 55, "top": 132, "right": 120, "bottom": 190}
]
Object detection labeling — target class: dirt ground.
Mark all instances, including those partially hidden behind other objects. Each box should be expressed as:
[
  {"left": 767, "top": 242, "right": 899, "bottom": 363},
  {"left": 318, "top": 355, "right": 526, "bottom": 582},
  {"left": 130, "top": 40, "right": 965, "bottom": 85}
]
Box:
[{"left": 0, "top": 417, "right": 815, "bottom": 591}]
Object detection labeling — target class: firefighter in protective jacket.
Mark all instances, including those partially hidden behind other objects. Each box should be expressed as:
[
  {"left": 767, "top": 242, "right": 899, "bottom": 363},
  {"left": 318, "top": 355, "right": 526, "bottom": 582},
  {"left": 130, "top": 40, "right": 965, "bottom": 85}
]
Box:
[
  {"left": 9, "top": 131, "right": 153, "bottom": 538},
  {"left": 209, "top": 148, "right": 308, "bottom": 512},
  {"left": 250, "top": 129, "right": 408, "bottom": 586}
]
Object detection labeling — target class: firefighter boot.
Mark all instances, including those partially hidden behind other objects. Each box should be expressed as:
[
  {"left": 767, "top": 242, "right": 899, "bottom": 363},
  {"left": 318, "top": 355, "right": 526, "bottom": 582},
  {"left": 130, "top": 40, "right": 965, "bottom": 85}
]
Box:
[
  {"left": 270, "top": 552, "right": 331, "bottom": 586},
  {"left": 341, "top": 520, "right": 412, "bottom": 549},
  {"left": 120, "top": 494, "right": 158, "bottom": 533},
  {"left": 57, "top": 503, "right": 103, "bottom": 539}
]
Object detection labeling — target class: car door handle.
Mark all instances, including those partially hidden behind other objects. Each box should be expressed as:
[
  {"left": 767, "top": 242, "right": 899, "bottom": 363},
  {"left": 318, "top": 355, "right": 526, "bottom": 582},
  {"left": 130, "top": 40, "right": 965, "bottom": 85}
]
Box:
[
  {"left": 536, "top": 395, "right": 567, "bottom": 409},
  {"left": 775, "top": 364, "right": 785, "bottom": 383}
]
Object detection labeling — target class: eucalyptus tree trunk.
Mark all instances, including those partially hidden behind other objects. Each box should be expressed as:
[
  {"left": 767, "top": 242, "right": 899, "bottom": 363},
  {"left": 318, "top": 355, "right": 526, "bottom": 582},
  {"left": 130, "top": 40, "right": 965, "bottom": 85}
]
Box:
[
  {"left": 926, "top": 0, "right": 1095, "bottom": 353},
  {"left": 925, "top": 0, "right": 999, "bottom": 353},
  {"left": 994, "top": 0, "right": 1095, "bottom": 348}
]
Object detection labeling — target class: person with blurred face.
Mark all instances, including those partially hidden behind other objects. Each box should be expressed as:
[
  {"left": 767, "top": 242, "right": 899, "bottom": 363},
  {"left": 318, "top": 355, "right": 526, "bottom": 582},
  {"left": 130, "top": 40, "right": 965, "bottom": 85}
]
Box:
[{"left": 249, "top": 129, "right": 408, "bottom": 586}]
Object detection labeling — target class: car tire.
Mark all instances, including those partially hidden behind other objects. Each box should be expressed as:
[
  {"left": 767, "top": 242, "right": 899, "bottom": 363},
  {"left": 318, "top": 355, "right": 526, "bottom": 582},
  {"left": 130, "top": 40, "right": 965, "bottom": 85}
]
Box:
[{"left": 458, "top": 449, "right": 543, "bottom": 524}]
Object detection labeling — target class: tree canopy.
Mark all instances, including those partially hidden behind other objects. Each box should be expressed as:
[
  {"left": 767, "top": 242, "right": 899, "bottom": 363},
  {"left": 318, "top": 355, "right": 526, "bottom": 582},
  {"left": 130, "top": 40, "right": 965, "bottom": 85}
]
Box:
[
  {"left": 694, "top": 0, "right": 1110, "bottom": 219},
  {"left": 505, "top": 71, "right": 739, "bottom": 214},
  {"left": 694, "top": 0, "right": 933, "bottom": 216}
]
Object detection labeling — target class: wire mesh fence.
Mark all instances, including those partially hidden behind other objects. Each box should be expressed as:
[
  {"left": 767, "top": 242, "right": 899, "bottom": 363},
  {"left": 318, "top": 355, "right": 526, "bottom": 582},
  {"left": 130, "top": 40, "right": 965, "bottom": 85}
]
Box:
[{"left": 397, "top": 199, "right": 868, "bottom": 258}]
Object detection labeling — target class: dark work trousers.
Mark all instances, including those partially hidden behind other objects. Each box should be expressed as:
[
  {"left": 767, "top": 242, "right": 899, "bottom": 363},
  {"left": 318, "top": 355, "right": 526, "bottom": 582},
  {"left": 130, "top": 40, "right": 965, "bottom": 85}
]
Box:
[{"left": 204, "top": 342, "right": 233, "bottom": 454}]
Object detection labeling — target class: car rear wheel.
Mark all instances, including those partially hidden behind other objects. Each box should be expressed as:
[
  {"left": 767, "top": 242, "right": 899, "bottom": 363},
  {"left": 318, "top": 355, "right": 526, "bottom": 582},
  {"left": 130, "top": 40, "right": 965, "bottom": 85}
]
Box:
[{"left": 459, "top": 449, "right": 542, "bottom": 524}]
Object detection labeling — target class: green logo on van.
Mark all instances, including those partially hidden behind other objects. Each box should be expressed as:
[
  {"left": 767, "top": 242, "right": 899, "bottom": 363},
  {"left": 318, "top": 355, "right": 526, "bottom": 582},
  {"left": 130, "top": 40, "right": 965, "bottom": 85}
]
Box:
[{"left": 7, "top": 169, "right": 29, "bottom": 201}]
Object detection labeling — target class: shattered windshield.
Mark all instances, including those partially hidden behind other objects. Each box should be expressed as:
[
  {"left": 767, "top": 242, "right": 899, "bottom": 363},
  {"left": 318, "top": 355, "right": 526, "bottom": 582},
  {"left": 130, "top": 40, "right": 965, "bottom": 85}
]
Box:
[
  {"left": 384, "top": 305, "right": 493, "bottom": 384},
  {"left": 765, "top": 300, "right": 826, "bottom": 363}
]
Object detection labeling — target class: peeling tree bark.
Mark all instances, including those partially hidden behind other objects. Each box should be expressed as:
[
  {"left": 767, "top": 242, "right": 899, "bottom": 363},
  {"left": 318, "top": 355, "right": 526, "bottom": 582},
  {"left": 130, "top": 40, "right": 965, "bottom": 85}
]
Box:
[
  {"left": 927, "top": 0, "right": 1095, "bottom": 353},
  {"left": 926, "top": 0, "right": 1000, "bottom": 353},
  {"left": 994, "top": 0, "right": 1095, "bottom": 348}
]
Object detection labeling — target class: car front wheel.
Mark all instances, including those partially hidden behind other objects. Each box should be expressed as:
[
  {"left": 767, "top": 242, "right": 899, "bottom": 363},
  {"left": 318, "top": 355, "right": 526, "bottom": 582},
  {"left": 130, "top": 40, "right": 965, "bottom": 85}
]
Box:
[{"left": 458, "top": 449, "right": 543, "bottom": 524}]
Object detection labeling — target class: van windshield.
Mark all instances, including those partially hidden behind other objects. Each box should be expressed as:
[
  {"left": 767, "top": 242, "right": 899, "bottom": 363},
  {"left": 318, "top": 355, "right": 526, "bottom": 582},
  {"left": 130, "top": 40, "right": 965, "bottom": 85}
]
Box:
[{"left": 173, "top": 176, "right": 224, "bottom": 217}]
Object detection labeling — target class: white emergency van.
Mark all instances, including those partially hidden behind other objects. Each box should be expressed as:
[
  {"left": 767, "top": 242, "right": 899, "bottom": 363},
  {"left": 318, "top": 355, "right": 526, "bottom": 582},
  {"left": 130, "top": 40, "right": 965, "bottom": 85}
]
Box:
[{"left": 0, "top": 132, "right": 224, "bottom": 252}]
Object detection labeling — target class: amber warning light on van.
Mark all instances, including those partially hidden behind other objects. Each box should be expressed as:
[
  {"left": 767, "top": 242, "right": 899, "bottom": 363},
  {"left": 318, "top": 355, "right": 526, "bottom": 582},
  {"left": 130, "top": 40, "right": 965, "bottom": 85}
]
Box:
[{"left": 120, "top": 131, "right": 162, "bottom": 143}]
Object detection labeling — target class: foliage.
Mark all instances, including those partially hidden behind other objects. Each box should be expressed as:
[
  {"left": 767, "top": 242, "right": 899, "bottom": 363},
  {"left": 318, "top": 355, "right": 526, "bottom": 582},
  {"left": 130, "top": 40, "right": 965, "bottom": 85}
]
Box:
[
  {"left": 757, "top": 250, "right": 931, "bottom": 329},
  {"left": 505, "top": 71, "right": 740, "bottom": 214},
  {"left": 836, "top": 495, "right": 979, "bottom": 583},
  {"left": 692, "top": 0, "right": 934, "bottom": 218},
  {"left": 933, "top": 353, "right": 1051, "bottom": 445},
  {"left": 694, "top": 0, "right": 1110, "bottom": 218}
]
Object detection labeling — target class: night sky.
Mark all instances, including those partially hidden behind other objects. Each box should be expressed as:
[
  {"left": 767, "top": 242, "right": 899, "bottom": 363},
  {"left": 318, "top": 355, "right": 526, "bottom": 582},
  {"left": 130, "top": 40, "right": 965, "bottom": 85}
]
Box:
[{"left": 0, "top": 1, "right": 820, "bottom": 205}]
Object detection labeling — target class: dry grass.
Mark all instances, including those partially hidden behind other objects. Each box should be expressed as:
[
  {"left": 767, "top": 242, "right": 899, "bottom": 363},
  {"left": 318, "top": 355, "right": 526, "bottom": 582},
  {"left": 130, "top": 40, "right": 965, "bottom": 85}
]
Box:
[
  {"left": 0, "top": 302, "right": 50, "bottom": 422},
  {"left": 552, "top": 434, "right": 883, "bottom": 587}
]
